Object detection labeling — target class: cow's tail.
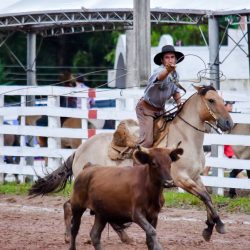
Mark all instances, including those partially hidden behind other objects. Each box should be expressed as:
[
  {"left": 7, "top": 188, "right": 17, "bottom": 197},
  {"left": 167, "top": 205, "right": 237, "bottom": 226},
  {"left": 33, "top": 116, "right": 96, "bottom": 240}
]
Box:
[{"left": 28, "top": 153, "right": 75, "bottom": 197}]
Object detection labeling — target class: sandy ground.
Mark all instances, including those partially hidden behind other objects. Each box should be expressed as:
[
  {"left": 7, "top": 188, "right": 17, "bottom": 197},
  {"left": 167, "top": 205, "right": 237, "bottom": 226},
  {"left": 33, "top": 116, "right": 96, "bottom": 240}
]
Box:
[{"left": 0, "top": 194, "right": 249, "bottom": 250}]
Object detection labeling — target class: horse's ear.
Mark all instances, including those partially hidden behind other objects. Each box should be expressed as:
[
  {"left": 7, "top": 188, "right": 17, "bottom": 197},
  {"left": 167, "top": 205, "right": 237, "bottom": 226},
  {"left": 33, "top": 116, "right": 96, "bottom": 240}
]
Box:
[
  {"left": 192, "top": 84, "right": 203, "bottom": 92},
  {"left": 169, "top": 148, "right": 184, "bottom": 162},
  {"left": 133, "top": 149, "right": 152, "bottom": 165}
]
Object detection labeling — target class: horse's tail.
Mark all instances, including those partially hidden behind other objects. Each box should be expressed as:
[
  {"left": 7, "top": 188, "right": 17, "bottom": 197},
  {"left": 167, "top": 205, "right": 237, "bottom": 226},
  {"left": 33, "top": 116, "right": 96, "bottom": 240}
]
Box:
[{"left": 28, "top": 152, "right": 75, "bottom": 197}]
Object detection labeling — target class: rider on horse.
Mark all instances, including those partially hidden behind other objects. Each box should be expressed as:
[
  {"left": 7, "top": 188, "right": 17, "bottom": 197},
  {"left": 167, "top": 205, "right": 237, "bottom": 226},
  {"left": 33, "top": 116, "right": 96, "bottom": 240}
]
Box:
[{"left": 136, "top": 45, "right": 185, "bottom": 148}]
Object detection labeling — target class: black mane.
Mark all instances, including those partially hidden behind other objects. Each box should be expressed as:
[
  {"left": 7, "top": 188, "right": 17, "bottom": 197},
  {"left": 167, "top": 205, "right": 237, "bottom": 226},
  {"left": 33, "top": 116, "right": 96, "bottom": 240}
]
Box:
[{"left": 197, "top": 85, "right": 216, "bottom": 96}]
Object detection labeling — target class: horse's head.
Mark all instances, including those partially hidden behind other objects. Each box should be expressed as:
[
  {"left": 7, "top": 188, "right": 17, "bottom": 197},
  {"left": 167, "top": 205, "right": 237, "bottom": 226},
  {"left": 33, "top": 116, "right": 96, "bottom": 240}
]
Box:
[{"left": 194, "top": 85, "right": 234, "bottom": 132}]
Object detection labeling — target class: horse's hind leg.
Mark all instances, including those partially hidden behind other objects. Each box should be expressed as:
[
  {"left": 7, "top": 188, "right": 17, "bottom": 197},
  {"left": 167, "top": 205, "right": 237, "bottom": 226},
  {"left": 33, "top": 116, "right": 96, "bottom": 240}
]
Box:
[
  {"left": 176, "top": 176, "right": 225, "bottom": 241},
  {"left": 63, "top": 199, "right": 72, "bottom": 243},
  {"left": 70, "top": 206, "right": 85, "bottom": 250},
  {"left": 90, "top": 215, "right": 107, "bottom": 250}
]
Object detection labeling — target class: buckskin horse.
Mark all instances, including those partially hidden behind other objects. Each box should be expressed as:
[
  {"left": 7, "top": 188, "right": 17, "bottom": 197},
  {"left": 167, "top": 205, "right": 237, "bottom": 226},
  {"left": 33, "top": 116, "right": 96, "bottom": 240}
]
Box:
[{"left": 29, "top": 85, "right": 234, "bottom": 242}]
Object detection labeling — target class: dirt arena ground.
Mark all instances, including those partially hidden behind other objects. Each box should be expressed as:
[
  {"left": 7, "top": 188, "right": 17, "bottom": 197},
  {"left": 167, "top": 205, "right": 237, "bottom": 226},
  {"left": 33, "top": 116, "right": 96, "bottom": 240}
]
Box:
[{"left": 0, "top": 194, "right": 249, "bottom": 250}]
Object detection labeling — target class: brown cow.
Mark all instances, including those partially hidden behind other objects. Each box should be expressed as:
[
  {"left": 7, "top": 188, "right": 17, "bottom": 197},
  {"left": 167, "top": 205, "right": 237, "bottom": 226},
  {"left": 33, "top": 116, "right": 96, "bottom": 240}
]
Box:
[{"left": 69, "top": 146, "right": 183, "bottom": 250}]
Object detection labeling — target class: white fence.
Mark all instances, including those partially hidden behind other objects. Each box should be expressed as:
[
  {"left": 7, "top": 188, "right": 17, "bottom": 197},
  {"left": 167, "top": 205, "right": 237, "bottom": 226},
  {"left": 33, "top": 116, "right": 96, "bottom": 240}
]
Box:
[{"left": 0, "top": 85, "right": 249, "bottom": 195}]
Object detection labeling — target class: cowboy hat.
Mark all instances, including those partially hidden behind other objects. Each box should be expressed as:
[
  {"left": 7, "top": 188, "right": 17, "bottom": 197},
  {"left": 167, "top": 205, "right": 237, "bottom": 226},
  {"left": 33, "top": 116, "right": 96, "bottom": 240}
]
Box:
[
  {"left": 153, "top": 45, "right": 184, "bottom": 65},
  {"left": 224, "top": 101, "right": 235, "bottom": 105}
]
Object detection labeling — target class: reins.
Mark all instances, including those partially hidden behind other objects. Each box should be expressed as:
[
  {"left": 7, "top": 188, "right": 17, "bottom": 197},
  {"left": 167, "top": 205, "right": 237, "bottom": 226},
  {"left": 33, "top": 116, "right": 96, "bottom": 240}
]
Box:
[
  {"left": 175, "top": 92, "right": 222, "bottom": 134},
  {"left": 156, "top": 86, "right": 223, "bottom": 134}
]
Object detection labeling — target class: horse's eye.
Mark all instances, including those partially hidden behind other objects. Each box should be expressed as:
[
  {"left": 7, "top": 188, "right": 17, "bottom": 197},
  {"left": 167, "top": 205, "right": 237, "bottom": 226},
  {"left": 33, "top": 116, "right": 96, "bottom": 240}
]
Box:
[{"left": 208, "top": 99, "right": 215, "bottom": 104}]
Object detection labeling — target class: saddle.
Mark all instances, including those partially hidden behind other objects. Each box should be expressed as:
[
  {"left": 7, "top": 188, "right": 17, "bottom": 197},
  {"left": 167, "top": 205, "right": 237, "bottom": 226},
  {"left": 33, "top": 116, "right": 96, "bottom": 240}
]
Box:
[
  {"left": 108, "top": 117, "right": 170, "bottom": 161},
  {"left": 108, "top": 119, "right": 139, "bottom": 160}
]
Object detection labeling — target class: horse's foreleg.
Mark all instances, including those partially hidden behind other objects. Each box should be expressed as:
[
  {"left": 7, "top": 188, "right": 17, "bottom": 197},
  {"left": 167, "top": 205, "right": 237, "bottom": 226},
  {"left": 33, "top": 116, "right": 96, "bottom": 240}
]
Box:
[
  {"left": 90, "top": 215, "right": 107, "bottom": 250},
  {"left": 176, "top": 177, "right": 225, "bottom": 241},
  {"left": 195, "top": 178, "right": 225, "bottom": 235},
  {"left": 63, "top": 200, "right": 72, "bottom": 243}
]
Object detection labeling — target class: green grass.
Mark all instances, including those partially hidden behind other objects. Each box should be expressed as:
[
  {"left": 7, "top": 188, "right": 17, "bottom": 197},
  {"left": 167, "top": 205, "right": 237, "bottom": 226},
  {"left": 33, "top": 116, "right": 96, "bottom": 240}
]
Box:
[
  {"left": 0, "top": 182, "right": 249, "bottom": 214},
  {"left": 0, "top": 182, "right": 73, "bottom": 197},
  {"left": 164, "top": 190, "right": 250, "bottom": 214},
  {"left": 0, "top": 182, "right": 31, "bottom": 195}
]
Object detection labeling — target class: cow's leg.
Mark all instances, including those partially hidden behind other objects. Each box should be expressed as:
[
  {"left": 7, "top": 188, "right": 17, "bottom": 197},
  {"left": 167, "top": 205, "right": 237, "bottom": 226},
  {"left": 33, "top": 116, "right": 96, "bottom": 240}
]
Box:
[
  {"left": 146, "top": 216, "right": 161, "bottom": 249},
  {"left": 110, "top": 223, "right": 132, "bottom": 244},
  {"left": 134, "top": 212, "right": 162, "bottom": 250},
  {"left": 175, "top": 176, "right": 225, "bottom": 241},
  {"left": 63, "top": 200, "right": 72, "bottom": 243},
  {"left": 64, "top": 200, "right": 131, "bottom": 244},
  {"left": 90, "top": 215, "right": 106, "bottom": 250},
  {"left": 69, "top": 206, "right": 85, "bottom": 250}
]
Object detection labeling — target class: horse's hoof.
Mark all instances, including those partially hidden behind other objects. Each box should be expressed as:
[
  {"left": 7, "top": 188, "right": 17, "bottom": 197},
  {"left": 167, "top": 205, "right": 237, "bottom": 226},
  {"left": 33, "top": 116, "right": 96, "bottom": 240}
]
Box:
[
  {"left": 202, "top": 228, "right": 212, "bottom": 242},
  {"left": 215, "top": 223, "right": 226, "bottom": 234}
]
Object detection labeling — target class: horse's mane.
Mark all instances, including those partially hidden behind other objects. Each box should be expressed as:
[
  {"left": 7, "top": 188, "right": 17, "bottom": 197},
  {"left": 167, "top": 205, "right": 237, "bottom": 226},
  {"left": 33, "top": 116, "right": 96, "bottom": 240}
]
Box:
[{"left": 197, "top": 85, "right": 216, "bottom": 96}]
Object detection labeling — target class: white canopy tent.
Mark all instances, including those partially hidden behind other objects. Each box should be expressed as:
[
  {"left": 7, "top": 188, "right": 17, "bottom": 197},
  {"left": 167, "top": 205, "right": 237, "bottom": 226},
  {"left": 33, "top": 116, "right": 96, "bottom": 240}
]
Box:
[{"left": 1, "top": 0, "right": 250, "bottom": 14}]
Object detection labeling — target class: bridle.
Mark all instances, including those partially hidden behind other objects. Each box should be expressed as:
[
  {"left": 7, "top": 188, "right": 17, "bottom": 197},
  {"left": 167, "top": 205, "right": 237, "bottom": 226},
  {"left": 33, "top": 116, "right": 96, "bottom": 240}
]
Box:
[{"left": 176, "top": 93, "right": 222, "bottom": 134}]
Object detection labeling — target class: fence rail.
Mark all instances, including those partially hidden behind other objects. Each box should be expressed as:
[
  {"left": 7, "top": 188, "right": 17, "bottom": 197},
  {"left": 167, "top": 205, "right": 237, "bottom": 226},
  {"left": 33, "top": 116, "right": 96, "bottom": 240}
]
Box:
[{"left": 0, "top": 85, "right": 249, "bottom": 195}]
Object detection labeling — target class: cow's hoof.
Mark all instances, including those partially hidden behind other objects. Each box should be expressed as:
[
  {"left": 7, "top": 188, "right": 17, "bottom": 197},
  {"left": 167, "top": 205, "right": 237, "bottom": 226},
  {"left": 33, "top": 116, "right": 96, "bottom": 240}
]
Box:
[{"left": 64, "top": 233, "right": 70, "bottom": 243}]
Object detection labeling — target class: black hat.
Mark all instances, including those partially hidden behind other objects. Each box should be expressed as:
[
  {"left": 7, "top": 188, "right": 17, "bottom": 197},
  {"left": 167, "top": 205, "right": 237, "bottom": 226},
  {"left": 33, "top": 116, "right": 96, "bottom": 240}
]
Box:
[
  {"left": 153, "top": 45, "right": 185, "bottom": 65},
  {"left": 224, "top": 101, "right": 235, "bottom": 105}
]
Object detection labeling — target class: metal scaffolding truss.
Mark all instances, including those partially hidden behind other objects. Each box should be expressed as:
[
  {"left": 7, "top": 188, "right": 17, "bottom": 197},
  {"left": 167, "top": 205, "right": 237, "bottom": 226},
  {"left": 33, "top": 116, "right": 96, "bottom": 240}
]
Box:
[
  {"left": 0, "top": 10, "right": 134, "bottom": 33},
  {"left": 150, "top": 11, "right": 206, "bottom": 25},
  {"left": 0, "top": 7, "right": 249, "bottom": 36},
  {"left": 39, "top": 23, "right": 133, "bottom": 37}
]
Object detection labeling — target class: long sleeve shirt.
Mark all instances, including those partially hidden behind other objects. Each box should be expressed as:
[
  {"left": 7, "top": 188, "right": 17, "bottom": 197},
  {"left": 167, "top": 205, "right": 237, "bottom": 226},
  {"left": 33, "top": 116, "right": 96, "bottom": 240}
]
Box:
[{"left": 143, "top": 65, "right": 180, "bottom": 109}]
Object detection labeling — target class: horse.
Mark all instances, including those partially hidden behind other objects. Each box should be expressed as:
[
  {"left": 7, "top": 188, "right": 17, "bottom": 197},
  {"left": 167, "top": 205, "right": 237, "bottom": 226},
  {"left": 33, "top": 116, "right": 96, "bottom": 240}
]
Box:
[
  {"left": 229, "top": 124, "right": 250, "bottom": 197},
  {"left": 69, "top": 146, "right": 183, "bottom": 250},
  {"left": 29, "top": 85, "right": 234, "bottom": 242},
  {"left": 27, "top": 115, "right": 103, "bottom": 149}
]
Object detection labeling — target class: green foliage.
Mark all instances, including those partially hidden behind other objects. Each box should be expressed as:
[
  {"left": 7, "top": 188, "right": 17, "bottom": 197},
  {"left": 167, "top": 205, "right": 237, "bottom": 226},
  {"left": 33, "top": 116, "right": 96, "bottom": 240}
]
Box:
[
  {"left": 219, "top": 15, "right": 240, "bottom": 29},
  {"left": 151, "top": 24, "right": 208, "bottom": 46},
  {"left": 104, "top": 31, "right": 121, "bottom": 64},
  {"left": 72, "top": 50, "right": 91, "bottom": 68}
]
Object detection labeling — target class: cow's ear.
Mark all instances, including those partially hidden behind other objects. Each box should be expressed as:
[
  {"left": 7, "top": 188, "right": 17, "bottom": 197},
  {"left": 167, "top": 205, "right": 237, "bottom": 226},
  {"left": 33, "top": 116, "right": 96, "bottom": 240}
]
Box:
[
  {"left": 169, "top": 148, "right": 183, "bottom": 162},
  {"left": 133, "top": 150, "right": 152, "bottom": 165}
]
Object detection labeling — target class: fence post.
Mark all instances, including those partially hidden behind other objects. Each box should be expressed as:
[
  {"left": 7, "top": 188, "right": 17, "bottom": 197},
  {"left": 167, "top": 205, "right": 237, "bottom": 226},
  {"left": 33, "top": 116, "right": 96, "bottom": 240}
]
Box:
[
  {"left": 0, "top": 94, "right": 4, "bottom": 183},
  {"left": 125, "top": 98, "right": 135, "bottom": 112},
  {"left": 47, "top": 96, "right": 61, "bottom": 168},
  {"left": 217, "top": 145, "right": 224, "bottom": 195},
  {"left": 18, "top": 96, "right": 27, "bottom": 183},
  {"left": 81, "top": 97, "right": 88, "bottom": 144},
  {"left": 115, "top": 98, "right": 125, "bottom": 128}
]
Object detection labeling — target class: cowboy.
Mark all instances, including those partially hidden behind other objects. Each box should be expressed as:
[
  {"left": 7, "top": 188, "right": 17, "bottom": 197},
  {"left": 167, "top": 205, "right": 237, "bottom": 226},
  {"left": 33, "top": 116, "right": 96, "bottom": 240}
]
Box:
[{"left": 136, "top": 45, "right": 184, "bottom": 148}]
